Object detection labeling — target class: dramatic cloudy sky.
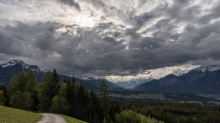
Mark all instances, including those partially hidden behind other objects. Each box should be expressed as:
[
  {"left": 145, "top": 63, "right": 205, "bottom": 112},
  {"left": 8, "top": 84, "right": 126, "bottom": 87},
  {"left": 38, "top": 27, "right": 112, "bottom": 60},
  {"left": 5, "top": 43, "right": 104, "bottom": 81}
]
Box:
[{"left": 0, "top": 0, "right": 220, "bottom": 82}]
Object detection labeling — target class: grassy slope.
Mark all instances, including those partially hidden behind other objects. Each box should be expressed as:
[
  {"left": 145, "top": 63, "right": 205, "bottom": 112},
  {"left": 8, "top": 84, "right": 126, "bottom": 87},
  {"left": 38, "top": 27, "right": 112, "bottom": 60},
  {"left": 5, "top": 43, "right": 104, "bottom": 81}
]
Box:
[
  {"left": 0, "top": 105, "right": 42, "bottom": 123},
  {"left": 58, "top": 114, "right": 88, "bottom": 123}
]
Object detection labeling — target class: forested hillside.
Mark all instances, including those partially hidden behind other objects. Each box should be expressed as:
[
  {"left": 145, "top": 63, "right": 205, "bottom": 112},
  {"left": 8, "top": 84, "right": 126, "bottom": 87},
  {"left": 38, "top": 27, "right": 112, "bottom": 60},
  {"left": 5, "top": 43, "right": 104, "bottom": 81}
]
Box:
[{"left": 0, "top": 69, "right": 163, "bottom": 123}]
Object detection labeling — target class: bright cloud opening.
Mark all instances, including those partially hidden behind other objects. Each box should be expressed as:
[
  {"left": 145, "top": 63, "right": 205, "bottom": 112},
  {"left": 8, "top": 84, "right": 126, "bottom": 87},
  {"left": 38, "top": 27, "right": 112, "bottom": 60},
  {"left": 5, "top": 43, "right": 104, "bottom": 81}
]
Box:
[{"left": 75, "top": 15, "right": 95, "bottom": 28}]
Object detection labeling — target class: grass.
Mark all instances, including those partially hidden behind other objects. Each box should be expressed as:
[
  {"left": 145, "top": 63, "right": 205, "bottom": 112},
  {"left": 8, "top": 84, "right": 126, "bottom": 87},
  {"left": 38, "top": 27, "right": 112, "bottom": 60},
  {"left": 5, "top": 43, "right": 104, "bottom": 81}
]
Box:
[
  {"left": 0, "top": 105, "right": 42, "bottom": 123},
  {"left": 58, "top": 114, "right": 88, "bottom": 123}
]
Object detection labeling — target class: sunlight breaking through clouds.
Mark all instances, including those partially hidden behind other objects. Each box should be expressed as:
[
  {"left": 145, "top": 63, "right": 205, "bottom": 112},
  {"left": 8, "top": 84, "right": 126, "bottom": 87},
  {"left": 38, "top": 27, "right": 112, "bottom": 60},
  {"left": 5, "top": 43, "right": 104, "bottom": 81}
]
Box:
[
  {"left": 75, "top": 15, "right": 95, "bottom": 28},
  {"left": 0, "top": 0, "right": 220, "bottom": 80}
]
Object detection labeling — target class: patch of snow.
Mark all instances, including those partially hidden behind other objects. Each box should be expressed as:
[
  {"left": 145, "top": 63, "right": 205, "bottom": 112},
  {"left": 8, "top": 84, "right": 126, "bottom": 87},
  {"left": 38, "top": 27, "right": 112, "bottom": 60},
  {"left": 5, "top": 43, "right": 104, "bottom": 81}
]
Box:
[
  {"left": 0, "top": 59, "right": 47, "bottom": 73},
  {"left": 0, "top": 59, "right": 24, "bottom": 68},
  {"left": 21, "top": 63, "right": 29, "bottom": 70},
  {"left": 193, "top": 65, "right": 220, "bottom": 72}
]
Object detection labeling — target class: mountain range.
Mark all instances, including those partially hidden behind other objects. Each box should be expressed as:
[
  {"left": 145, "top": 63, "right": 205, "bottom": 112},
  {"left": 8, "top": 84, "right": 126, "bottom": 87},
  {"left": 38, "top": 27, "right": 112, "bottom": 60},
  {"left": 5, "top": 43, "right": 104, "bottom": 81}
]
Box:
[
  {"left": 134, "top": 65, "right": 220, "bottom": 94},
  {"left": 0, "top": 59, "right": 122, "bottom": 90},
  {"left": 116, "top": 78, "right": 153, "bottom": 88},
  {"left": 1, "top": 59, "right": 220, "bottom": 94}
]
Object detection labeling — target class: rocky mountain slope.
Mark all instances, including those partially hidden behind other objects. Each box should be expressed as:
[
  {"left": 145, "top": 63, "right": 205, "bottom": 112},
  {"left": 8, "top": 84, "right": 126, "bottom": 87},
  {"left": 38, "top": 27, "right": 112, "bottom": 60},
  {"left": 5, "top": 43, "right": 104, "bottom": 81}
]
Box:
[
  {"left": 0, "top": 59, "right": 120, "bottom": 90},
  {"left": 0, "top": 59, "right": 45, "bottom": 86},
  {"left": 134, "top": 65, "right": 220, "bottom": 94}
]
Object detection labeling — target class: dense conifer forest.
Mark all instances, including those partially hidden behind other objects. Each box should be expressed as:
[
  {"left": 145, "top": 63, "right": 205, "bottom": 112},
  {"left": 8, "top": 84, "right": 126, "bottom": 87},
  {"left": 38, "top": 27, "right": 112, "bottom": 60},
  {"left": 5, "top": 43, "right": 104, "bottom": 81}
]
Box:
[
  {"left": 0, "top": 69, "right": 220, "bottom": 123},
  {"left": 119, "top": 101, "right": 220, "bottom": 123}
]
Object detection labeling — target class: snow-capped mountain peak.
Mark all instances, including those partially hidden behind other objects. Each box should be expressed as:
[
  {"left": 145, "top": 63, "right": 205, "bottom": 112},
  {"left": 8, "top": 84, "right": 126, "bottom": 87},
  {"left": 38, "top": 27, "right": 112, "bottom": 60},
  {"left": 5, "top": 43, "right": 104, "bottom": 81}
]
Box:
[
  {"left": 0, "top": 59, "right": 25, "bottom": 68},
  {"left": 193, "top": 65, "right": 220, "bottom": 72},
  {"left": 0, "top": 59, "right": 46, "bottom": 73}
]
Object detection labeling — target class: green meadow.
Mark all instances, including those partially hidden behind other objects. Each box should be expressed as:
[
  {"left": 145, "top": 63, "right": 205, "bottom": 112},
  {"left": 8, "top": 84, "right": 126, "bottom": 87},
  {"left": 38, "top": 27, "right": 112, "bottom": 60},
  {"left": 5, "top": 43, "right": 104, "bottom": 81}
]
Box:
[{"left": 0, "top": 105, "right": 42, "bottom": 123}]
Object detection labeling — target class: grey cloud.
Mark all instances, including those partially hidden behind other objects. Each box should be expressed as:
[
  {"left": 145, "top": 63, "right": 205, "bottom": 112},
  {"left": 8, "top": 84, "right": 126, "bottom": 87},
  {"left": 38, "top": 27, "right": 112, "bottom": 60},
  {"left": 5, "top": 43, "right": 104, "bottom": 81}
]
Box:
[
  {"left": 174, "top": 0, "right": 189, "bottom": 5},
  {"left": 0, "top": 32, "right": 13, "bottom": 53},
  {"left": 83, "top": 0, "right": 105, "bottom": 9},
  {"left": 198, "top": 4, "right": 220, "bottom": 24},
  {"left": 0, "top": 30, "right": 29, "bottom": 56},
  {"left": 1, "top": 1, "right": 220, "bottom": 77},
  {"left": 103, "top": 37, "right": 123, "bottom": 46},
  {"left": 35, "top": 32, "right": 55, "bottom": 51},
  {"left": 136, "top": 13, "right": 154, "bottom": 25},
  {"left": 2, "top": 20, "right": 220, "bottom": 77},
  {"left": 58, "top": 0, "right": 81, "bottom": 11}
]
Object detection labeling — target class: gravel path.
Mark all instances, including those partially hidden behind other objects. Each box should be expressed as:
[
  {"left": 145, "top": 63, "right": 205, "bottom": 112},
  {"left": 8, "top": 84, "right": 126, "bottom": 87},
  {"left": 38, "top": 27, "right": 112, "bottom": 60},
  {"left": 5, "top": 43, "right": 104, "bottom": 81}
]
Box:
[{"left": 37, "top": 113, "right": 67, "bottom": 123}]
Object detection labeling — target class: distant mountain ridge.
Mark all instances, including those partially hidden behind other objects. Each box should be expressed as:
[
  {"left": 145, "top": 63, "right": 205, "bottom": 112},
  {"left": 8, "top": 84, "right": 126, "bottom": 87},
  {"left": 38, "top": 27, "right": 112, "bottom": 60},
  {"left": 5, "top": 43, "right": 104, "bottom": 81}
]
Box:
[
  {"left": 193, "top": 65, "right": 220, "bottom": 72},
  {"left": 134, "top": 65, "right": 220, "bottom": 94},
  {"left": 116, "top": 78, "right": 153, "bottom": 88},
  {"left": 0, "top": 59, "right": 45, "bottom": 86},
  {"left": 0, "top": 59, "right": 121, "bottom": 90}
]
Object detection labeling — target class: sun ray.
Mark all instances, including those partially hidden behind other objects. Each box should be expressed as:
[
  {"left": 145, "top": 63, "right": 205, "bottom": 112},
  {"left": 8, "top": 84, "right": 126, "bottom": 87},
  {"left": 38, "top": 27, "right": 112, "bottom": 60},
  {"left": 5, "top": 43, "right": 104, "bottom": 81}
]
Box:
[{"left": 75, "top": 15, "right": 95, "bottom": 28}]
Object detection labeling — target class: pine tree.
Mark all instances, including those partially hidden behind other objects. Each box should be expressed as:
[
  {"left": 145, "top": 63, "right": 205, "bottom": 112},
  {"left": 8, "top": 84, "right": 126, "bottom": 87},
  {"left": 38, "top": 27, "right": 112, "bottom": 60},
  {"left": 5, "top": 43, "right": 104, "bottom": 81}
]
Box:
[
  {"left": 76, "top": 83, "right": 89, "bottom": 121},
  {"left": 63, "top": 76, "right": 67, "bottom": 83},
  {"left": 71, "top": 75, "right": 76, "bottom": 100},
  {"left": 27, "top": 70, "right": 38, "bottom": 93},
  {"left": 52, "top": 69, "right": 60, "bottom": 98},
  {"left": 66, "top": 77, "right": 72, "bottom": 103},
  {"left": 53, "top": 69, "right": 60, "bottom": 84},
  {"left": 16, "top": 71, "right": 28, "bottom": 93},
  {"left": 38, "top": 71, "right": 55, "bottom": 111},
  {"left": 66, "top": 77, "right": 73, "bottom": 115},
  {"left": 27, "top": 70, "right": 39, "bottom": 111},
  {"left": 8, "top": 74, "right": 18, "bottom": 98},
  {"left": 99, "top": 80, "right": 111, "bottom": 122},
  {"left": 67, "top": 75, "right": 76, "bottom": 117},
  {"left": 90, "top": 87, "right": 98, "bottom": 123}
]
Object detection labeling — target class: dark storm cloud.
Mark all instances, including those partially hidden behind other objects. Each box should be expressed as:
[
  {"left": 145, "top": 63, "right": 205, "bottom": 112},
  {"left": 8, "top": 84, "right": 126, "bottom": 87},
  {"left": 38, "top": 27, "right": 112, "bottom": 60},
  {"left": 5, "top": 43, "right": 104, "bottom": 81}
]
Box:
[
  {"left": 136, "top": 13, "right": 154, "bottom": 25},
  {"left": 1, "top": 0, "right": 220, "bottom": 77},
  {"left": 35, "top": 32, "right": 55, "bottom": 51},
  {"left": 1, "top": 19, "right": 220, "bottom": 76},
  {"left": 0, "top": 21, "right": 63, "bottom": 58},
  {"left": 58, "top": 0, "right": 81, "bottom": 11}
]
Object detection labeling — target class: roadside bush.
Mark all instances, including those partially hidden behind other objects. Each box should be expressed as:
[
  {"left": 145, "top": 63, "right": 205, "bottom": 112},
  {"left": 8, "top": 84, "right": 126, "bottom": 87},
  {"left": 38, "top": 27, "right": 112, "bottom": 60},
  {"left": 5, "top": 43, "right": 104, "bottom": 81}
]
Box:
[{"left": 115, "top": 110, "right": 164, "bottom": 123}]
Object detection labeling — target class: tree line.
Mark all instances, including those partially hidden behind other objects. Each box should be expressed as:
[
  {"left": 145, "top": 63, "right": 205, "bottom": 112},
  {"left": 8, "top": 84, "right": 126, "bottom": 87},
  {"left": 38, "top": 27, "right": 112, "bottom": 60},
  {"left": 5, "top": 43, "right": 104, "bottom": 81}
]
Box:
[
  {"left": 4, "top": 69, "right": 219, "bottom": 123},
  {"left": 0, "top": 69, "right": 122, "bottom": 123},
  {"left": 119, "top": 101, "right": 220, "bottom": 123}
]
